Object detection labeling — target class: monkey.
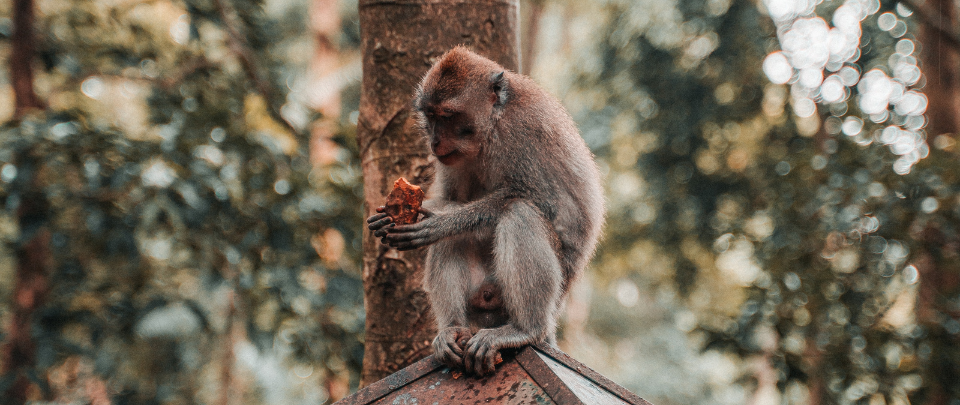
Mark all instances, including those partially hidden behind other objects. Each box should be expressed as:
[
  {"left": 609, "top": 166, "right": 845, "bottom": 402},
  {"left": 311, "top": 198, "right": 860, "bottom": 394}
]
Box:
[{"left": 366, "top": 46, "right": 604, "bottom": 376}]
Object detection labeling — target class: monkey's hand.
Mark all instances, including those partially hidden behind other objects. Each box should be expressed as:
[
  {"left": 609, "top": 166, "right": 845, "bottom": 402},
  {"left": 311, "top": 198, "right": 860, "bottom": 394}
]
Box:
[
  {"left": 366, "top": 206, "right": 394, "bottom": 241},
  {"left": 432, "top": 326, "right": 472, "bottom": 369},
  {"left": 464, "top": 325, "right": 534, "bottom": 376},
  {"left": 381, "top": 208, "right": 445, "bottom": 251}
]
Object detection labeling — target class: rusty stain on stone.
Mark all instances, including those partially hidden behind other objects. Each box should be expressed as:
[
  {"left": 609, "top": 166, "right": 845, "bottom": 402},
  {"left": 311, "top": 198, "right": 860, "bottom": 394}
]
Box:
[{"left": 334, "top": 344, "right": 654, "bottom": 405}]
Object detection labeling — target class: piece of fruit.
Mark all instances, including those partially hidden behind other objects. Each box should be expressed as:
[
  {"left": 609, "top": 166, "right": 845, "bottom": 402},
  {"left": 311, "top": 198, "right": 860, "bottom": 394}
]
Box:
[{"left": 384, "top": 177, "right": 424, "bottom": 225}]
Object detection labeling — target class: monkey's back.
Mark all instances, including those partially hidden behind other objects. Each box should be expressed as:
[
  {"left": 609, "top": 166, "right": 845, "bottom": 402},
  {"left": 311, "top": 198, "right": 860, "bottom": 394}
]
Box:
[{"left": 491, "top": 73, "right": 605, "bottom": 287}]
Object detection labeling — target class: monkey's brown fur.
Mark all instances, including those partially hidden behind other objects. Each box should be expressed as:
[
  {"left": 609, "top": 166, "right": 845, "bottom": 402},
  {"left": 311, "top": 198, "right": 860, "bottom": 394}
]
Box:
[{"left": 367, "top": 46, "right": 604, "bottom": 376}]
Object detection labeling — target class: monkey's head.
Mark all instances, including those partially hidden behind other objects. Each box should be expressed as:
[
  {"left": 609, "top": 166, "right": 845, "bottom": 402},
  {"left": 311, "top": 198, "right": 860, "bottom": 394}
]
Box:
[{"left": 414, "top": 47, "right": 509, "bottom": 166}]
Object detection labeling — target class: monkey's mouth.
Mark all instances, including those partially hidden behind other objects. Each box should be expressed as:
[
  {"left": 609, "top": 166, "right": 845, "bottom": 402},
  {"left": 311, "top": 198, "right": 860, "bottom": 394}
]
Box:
[{"left": 435, "top": 150, "right": 462, "bottom": 165}]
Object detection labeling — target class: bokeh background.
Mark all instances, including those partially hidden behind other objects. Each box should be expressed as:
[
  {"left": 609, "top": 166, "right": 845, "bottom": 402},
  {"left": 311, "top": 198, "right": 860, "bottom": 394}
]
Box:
[{"left": 1, "top": 0, "right": 959, "bottom": 404}]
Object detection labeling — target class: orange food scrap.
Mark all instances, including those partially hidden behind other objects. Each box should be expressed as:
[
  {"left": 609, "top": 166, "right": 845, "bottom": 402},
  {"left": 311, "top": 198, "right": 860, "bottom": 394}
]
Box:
[
  {"left": 451, "top": 370, "right": 463, "bottom": 379},
  {"left": 384, "top": 177, "right": 424, "bottom": 225}
]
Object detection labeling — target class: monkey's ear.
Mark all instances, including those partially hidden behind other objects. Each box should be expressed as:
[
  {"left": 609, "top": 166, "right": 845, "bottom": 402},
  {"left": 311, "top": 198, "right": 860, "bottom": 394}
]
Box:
[{"left": 490, "top": 71, "right": 509, "bottom": 108}]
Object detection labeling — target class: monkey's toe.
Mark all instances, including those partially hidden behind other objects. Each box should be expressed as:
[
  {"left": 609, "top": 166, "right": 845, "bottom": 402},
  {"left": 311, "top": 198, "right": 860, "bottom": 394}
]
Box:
[
  {"left": 433, "top": 327, "right": 470, "bottom": 368},
  {"left": 464, "top": 332, "right": 501, "bottom": 376},
  {"left": 435, "top": 345, "right": 462, "bottom": 368},
  {"left": 465, "top": 344, "right": 498, "bottom": 376}
]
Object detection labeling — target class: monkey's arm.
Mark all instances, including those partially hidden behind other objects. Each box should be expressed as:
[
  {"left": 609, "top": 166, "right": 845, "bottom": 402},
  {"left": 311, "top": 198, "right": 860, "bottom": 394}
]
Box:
[
  {"left": 380, "top": 189, "right": 515, "bottom": 251},
  {"left": 366, "top": 198, "right": 459, "bottom": 233}
]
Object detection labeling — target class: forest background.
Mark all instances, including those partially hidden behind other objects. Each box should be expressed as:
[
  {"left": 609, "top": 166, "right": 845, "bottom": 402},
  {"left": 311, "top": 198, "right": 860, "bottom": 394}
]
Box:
[{"left": 1, "top": 0, "right": 959, "bottom": 404}]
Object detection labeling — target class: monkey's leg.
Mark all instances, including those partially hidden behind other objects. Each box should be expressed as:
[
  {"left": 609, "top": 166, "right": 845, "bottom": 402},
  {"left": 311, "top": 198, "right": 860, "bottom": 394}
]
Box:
[
  {"left": 464, "top": 201, "right": 562, "bottom": 376},
  {"left": 425, "top": 238, "right": 474, "bottom": 368}
]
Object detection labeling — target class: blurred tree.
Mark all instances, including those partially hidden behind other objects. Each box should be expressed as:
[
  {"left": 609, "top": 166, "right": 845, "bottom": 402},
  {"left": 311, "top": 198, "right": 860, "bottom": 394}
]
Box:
[
  {"left": 10, "top": 0, "right": 43, "bottom": 117},
  {"left": 0, "top": 0, "right": 366, "bottom": 403},
  {"left": 913, "top": 0, "right": 960, "bottom": 138},
  {"left": 564, "top": 0, "right": 960, "bottom": 404},
  {"left": 908, "top": 0, "right": 960, "bottom": 403},
  {"left": 521, "top": 0, "right": 545, "bottom": 75},
  {"left": 3, "top": 1, "right": 51, "bottom": 403},
  {"left": 356, "top": 0, "right": 520, "bottom": 385}
]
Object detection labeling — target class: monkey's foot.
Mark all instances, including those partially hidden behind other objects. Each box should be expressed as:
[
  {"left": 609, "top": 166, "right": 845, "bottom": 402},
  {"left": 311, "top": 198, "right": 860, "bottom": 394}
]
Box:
[
  {"left": 464, "top": 325, "right": 535, "bottom": 376},
  {"left": 433, "top": 326, "right": 473, "bottom": 369}
]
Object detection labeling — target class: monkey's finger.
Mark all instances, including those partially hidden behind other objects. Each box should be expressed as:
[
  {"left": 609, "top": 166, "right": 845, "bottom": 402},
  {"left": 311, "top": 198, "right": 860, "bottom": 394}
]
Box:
[
  {"left": 484, "top": 350, "right": 499, "bottom": 375},
  {"left": 393, "top": 236, "right": 433, "bottom": 250},
  {"left": 472, "top": 346, "right": 489, "bottom": 376},
  {"left": 418, "top": 207, "right": 435, "bottom": 218},
  {"left": 383, "top": 226, "right": 426, "bottom": 241},
  {"left": 369, "top": 221, "right": 393, "bottom": 234},
  {"left": 367, "top": 217, "right": 392, "bottom": 230},
  {"left": 384, "top": 222, "right": 423, "bottom": 236},
  {"left": 373, "top": 224, "right": 396, "bottom": 238},
  {"left": 366, "top": 212, "right": 389, "bottom": 224},
  {"left": 385, "top": 235, "right": 416, "bottom": 246},
  {"left": 383, "top": 232, "right": 414, "bottom": 244}
]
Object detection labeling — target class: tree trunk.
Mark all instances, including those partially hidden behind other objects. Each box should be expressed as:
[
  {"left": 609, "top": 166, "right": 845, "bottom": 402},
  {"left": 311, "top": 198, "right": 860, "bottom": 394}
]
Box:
[
  {"left": 2, "top": 193, "right": 52, "bottom": 405},
  {"left": 4, "top": 4, "right": 50, "bottom": 403},
  {"left": 357, "top": 0, "right": 519, "bottom": 386},
  {"left": 11, "top": 0, "right": 44, "bottom": 118},
  {"left": 918, "top": 0, "right": 960, "bottom": 140},
  {"left": 916, "top": 2, "right": 960, "bottom": 404},
  {"left": 521, "top": 0, "right": 543, "bottom": 75}
]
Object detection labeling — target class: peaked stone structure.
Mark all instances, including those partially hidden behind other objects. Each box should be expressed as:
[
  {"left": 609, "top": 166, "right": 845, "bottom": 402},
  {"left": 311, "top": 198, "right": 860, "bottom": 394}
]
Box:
[{"left": 334, "top": 344, "right": 653, "bottom": 404}]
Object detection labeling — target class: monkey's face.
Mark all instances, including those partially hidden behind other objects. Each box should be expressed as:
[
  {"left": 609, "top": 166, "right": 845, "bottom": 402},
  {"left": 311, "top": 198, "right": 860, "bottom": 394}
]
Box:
[
  {"left": 414, "top": 84, "right": 494, "bottom": 166},
  {"left": 421, "top": 104, "right": 484, "bottom": 166},
  {"left": 414, "top": 48, "right": 505, "bottom": 166}
]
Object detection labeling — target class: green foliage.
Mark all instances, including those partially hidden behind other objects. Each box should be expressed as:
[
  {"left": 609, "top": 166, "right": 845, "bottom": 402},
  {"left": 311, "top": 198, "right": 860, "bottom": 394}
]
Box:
[
  {"left": 0, "top": 0, "right": 364, "bottom": 403},
  {"left": 572, "top": 0, "right": 960, "bottom": 403},
  {"left": 4, "top": 0, "right": 960, "bottom": 404}
]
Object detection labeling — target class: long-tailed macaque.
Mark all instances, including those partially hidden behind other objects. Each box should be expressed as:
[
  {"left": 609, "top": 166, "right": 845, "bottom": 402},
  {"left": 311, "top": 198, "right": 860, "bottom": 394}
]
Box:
[{"left": 367, "top": 46, "right": 604, "bottom": 376}]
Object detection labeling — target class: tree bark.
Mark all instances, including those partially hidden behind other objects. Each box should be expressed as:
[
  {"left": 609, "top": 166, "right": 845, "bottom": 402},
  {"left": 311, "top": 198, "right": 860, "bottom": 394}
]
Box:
[
  {"left": 357, "top": 0, "right": 519, "bottom": 386},
  {"left": 918, "top": 0, "right": 960, "bottom": 139},
  {"left": 916, "top": 3, "right": 960, "bottom": 404},
  {"left": 11, "top": 0, "right": 44, "bottom": 118}
]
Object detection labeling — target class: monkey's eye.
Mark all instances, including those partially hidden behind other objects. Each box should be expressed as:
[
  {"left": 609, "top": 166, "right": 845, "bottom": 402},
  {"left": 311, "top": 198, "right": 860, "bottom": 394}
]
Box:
[
  {"left": 437, "top": 108, "right": 455, "bottom": 118},
  {"left": 434, "top": 114, "right": 454, "bottom": 124},
  {"left": 458, "top": 127, "right": 475, "bottom": 138}
]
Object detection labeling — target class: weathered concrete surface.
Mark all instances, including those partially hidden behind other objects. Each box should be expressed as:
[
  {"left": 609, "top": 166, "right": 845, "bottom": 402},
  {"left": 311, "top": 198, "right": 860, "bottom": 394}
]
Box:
[{"left": 335, "top": 344, "right": 654, "bottom": 405}]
